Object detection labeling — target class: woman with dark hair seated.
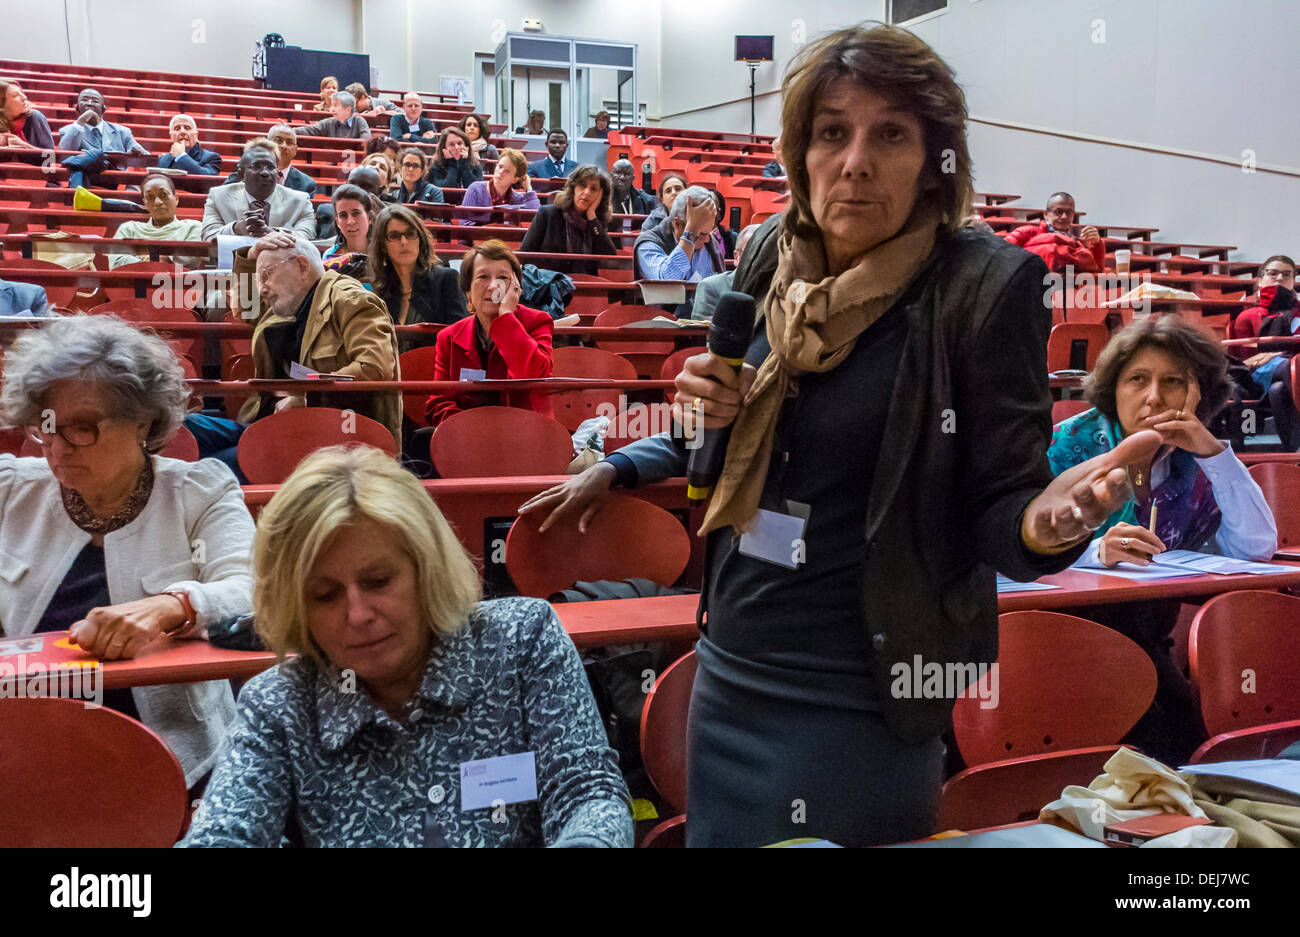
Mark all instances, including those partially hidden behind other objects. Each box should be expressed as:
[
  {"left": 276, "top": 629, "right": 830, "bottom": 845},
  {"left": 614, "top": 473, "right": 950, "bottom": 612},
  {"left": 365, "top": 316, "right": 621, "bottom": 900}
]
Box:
[
  {"left": 639, "top": 172, "right": 687, "bottom": 232},
  {"left": 368, "top": 204, "right": 465, "bottom": 351},
  {"left": 394, "top": 148, "right": 444, "bottom": 205},
  {"left": 428, "top": 127, "right": 483, "bottom": 189},
  {"left": 519, "top": 165, "right": 616, "bottom": 276},
  {"left": 1048, "top": 314, "right": 1277, "bottom": 764},
  {"left": 321, "top": 183, "right": 379, "bottom": 280},
  {"left": 460, "top": 113, "right": 499, "bottom": 161}
]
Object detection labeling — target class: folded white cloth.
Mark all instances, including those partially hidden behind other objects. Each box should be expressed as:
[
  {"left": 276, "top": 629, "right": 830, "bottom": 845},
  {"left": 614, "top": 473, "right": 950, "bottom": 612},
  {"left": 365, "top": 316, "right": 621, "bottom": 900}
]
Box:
[{"left": 1039, "top": 748, "right": 1236, "bottom": 848}]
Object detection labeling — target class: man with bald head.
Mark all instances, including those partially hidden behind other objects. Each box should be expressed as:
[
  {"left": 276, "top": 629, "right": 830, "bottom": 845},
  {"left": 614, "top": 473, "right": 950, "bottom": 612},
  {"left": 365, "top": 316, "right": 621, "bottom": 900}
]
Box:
[
  {"left": 610, "top": 158, "right": 655, "bottom": 217},
  {"left": 240, "top": 231, "right": 401, "bottom": 442},
  {"left": 157, "top": 113, "right": 221, "bottom": 175},
  {"left": 390, "top": 92, "right": 438, "bottom": 142},
  {"left": 57, "top": 88, "right": 148, "bottom": 155},
  {"left": 57, "top": 87, "right": 148, "bottom": 187},
  {"left": 201, "top": 142, "right": 315, "bottom": 239}
]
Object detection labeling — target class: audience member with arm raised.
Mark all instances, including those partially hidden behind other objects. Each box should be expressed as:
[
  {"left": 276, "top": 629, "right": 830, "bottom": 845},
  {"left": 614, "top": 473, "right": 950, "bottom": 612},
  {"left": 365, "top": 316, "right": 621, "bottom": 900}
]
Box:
[
  {"left": 425, "top": 240, "right": 554, "bottom": 426},
  {"left": 157, "top": 114, "right": 221, "bottom": 175},
  {"left": 519, "top": 165, "right": 615, "bottom": 275},
  {"left": 428, "top": 127, "right": 483, "bottom": 189},
  {"left": 520, "top": 23, "right": 1151, "bottom": 848}
]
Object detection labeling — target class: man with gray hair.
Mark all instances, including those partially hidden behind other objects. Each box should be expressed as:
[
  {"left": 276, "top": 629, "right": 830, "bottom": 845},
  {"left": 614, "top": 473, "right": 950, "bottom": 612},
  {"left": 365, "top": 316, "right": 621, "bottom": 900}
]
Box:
[
  {"left": 633, "top": 184, "right": 726, "bottom": 317},
  {"left": 294, "top": 90, "right": 372, "bottom": 140},
  {"left": 610, "top": 159, "right": 655, "bottom": 217},
  {"left": 235, "top": 231, "right": 401, "bottom": 443},
  {"left": 690, "top": 223, "right": 763, "bottom": 321},
  {"left": 157, "top": 113, "right": 222, "bottom": 175}
]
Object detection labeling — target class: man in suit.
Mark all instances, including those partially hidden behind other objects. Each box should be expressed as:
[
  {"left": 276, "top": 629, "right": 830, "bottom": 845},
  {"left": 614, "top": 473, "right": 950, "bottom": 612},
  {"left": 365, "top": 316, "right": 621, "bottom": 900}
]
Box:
[
  {"left": 761, "top": 136, "right": 785, "bottom": 178},
  {"left": 57, "top": 88, "right": 148, "bottom": 155},
  {"left": 223, "top": 129, "right": 318, "bottom": 197},
  {"left": 157, "top": 114, "right": 222, "bottom": 175},
  {"left": 527, "top": 129, "right": 578, "bottom": 178},
  {"left": 390, "top": 92, "right": 439, "bottom": 142},
  {"left": 267, "top": 125, "right": 318, "bottom": 196},
  {"left": 294, "top": 91, "right": 371, "bottom": 140},
  {"left": 609, "top": 159, "right": 655, "bottom": 217},
  {"left": 0, "top": 277, "right": 51, "bottom": 317},
  {"left": 691, "top": 223, "right": 761, "bottom": 320},
  {"left": 201, "top": 143, "right": 316, "bottom": 239},
  {"left": 57, "top": 87, "right": 149, "bottom": 188}
]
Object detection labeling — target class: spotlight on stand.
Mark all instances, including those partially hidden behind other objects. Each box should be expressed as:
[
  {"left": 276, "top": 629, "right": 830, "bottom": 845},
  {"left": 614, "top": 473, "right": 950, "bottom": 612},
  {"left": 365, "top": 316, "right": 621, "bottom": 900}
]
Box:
[{"left": 734, "top": 35, "right": 774, "bottom": 136}]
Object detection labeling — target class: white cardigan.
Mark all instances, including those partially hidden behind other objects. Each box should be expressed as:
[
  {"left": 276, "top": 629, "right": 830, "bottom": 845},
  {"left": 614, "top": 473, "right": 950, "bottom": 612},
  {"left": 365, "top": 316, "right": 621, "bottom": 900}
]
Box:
[{"left": 0, "top": 455, "right": 254, "bottom": 786}]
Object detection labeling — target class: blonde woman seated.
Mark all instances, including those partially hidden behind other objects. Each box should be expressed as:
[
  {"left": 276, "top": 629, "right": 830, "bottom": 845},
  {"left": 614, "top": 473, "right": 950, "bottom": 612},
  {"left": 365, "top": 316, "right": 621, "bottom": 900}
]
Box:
[
  {"left": 0, "top": 315, "right": 251, "bottom": 791},
  {"left": 181, "top": 446, "right": 633, "bottom": 847},
  {"left": 110, "top": 172, "right": 204, "bottom": 269}
]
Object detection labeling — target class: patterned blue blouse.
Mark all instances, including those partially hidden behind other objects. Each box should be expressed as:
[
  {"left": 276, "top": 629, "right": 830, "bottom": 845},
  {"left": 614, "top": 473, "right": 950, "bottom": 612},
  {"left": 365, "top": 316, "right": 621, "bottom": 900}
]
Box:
[{"left": 180, "top": 597, "right": 633, "bottom": 847}]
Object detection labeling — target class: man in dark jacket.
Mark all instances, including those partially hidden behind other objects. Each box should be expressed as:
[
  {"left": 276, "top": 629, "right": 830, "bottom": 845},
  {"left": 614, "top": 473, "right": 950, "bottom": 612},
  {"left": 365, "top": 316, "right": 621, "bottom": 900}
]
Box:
[
  {"left": 610, "top": 159, "right": 655, "bottom": 217},
  {"left": 390, "top": 92, "right": 439, "bottom": 143},
  {"left": 157, "top": 114, "right": 222, "bottom": 175},
  {"left": 527, "top": 130, "right": 578, "bottom": 178}
]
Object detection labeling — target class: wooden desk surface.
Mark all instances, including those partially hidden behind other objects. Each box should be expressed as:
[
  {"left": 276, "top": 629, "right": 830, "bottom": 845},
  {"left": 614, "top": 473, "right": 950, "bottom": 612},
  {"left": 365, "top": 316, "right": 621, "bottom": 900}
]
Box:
[{"left": 11, "top": 562, "right": 1296, "bottom": 687}]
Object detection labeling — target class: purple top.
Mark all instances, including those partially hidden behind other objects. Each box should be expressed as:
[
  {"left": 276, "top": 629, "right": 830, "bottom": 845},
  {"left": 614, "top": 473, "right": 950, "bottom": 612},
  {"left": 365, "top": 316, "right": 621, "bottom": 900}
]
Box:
[{"left": 458, "top": 180, "right": 541, "bottom": 225}]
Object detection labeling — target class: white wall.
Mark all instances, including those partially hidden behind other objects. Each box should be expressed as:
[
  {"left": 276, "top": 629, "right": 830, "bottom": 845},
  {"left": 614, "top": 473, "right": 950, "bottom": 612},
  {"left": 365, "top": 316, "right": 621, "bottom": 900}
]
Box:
[
  {"left": 3, "top": 0, "right": 1297, "bottom": 257},
  {"left": 0, "top": 0, "right": 359, "bottom": 77}
]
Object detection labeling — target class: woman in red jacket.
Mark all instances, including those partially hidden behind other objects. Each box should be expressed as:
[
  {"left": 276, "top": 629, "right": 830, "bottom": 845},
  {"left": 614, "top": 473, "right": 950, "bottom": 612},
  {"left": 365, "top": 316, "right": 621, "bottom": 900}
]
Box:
[{"left": 425, "top": 239, "right": 555, "bottom": 426}]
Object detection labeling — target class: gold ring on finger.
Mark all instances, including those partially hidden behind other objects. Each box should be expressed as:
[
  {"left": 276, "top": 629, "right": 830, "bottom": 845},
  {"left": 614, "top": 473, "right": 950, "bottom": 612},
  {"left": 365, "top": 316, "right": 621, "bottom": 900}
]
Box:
[{"left": 692, "top": 397, "right": 702, "bottom": 412}]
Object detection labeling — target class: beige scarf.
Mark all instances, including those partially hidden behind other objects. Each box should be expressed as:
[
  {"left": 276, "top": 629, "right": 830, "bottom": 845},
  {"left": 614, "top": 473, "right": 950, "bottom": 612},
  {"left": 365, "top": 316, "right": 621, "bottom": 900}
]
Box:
[{"left": 698, "top": 199, "right": 942, "bottom": 536}]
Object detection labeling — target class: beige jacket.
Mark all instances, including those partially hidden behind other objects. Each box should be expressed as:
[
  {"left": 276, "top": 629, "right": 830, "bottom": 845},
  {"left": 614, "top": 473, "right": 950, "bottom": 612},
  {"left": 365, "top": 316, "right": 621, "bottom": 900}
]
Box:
[{"left": 236, "top": 254, "right": 402, "bottom": 443}]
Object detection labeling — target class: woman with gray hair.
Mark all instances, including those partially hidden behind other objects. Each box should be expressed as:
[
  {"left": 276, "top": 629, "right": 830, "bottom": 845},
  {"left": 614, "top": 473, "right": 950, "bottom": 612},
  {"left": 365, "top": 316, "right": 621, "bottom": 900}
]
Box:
[{"left": 0, "top": 315, "right": 252, "bottom": 791}]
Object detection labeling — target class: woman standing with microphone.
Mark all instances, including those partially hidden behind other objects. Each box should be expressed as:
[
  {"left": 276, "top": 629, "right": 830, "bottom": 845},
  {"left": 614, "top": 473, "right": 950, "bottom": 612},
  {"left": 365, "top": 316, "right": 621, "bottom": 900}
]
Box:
[{"left": 520, "top": 23, "right": 1157, "bottom": 847}]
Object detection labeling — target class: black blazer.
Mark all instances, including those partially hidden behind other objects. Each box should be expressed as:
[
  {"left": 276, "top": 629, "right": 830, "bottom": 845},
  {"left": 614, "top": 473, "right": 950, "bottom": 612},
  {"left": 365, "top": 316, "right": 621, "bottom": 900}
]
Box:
[
  {"left": 620, "top": 220, "right": 1086, "bottom": 742},
  {"left": 428, "top": 158, "right": 483, "bottom": 189},
  {"left": 376, "top": 265, "right": 466, "bottom": 351},
  {"left": 519, "top": 204, "right": 616, "bottom": 276},
  {"left": 389, "top": 114, "right": 438, "bottom": 142},
  {"left": 396, "top": 180, "right": 444, "bottom": 204},
  {"left": 612, "top": 187, "right": 656, "bottom": 217}
]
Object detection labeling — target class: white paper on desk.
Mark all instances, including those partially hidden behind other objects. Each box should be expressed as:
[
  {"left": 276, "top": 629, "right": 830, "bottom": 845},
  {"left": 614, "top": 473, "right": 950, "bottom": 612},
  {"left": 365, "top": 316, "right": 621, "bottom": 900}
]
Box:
[
  {"left": 216, "top": 234, "right": 258, "bottom": 271},
  {"left": 639, "top": 281, "right": 686, "bottom": 306},
  {"left": 995, "top": 575, "right": 1059, "bottom": 593},
  {"left": 1094, "top": 563, "right": 1203, "bottom": 580},
  {"left": 288, "top": 361, "right": 318, "bottom": 380},
  {"left": 1151, "top": 550, "right": 1294, "bottom": 576},
  {"left": 1180, "top": 760, "right": 1300, "bottom": 800}
]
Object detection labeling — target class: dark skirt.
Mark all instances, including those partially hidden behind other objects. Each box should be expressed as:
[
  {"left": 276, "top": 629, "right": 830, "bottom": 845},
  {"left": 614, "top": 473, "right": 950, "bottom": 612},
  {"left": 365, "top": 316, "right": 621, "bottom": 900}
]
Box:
[{"left": 685, "top": 636, "right": 946, "bottom": 847}]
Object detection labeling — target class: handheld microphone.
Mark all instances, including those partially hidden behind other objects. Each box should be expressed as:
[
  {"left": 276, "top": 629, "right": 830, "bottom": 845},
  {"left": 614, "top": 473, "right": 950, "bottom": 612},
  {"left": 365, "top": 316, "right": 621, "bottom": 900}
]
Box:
[{"left": 686, "top": 290, "right": 756, "bottom": 504}]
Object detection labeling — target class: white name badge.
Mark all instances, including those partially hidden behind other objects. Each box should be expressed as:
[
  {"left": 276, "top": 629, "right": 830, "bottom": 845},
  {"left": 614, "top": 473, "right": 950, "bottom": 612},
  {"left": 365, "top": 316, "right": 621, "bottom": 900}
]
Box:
[
  {"left": 460, "top": 752, "right": 538, "bottom": 811},
  {"left": 458, "top": 368, "right": 487, "bottom": 382},
  {"left": 288, "top": 361, "right": 318, "bottom": 380},
  {"left": 738, "top": 507, "right": 808, "bottom": 569}
]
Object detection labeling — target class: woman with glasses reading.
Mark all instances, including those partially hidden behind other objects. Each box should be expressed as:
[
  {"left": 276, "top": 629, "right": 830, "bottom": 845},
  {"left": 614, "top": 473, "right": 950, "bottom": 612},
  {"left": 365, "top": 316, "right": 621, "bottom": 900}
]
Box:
[
  {"left": 368, "top": 204, "right": 465, "bottom": 351},
  {"left": 0, "top": 315, "right": 253, "bottom": 795}
]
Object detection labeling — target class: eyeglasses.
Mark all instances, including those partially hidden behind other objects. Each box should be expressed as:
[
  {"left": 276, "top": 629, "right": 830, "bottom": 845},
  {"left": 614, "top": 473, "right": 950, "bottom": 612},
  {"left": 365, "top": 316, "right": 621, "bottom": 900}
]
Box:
[
  {"left": 253, "top": 256, "right": 297, "bottom": 286},
  {"left": 401, "top": 161, "right": 423, "bottom": 169},
  {"left": 386, "top": 228, "right": 419, "bottom": 243},
  {"left": 26, "top": 418, "right": 110, "bottom": 449}
]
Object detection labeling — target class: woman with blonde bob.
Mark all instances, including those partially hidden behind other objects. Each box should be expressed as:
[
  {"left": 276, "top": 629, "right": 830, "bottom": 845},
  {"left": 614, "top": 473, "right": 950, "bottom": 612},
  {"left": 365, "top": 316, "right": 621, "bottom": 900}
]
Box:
[
  {"left": 181, "top": 446, "right": 632, "bottom": 848},
  {"left": 520, "top": 22, "right": 1155, "bottom": 846}
]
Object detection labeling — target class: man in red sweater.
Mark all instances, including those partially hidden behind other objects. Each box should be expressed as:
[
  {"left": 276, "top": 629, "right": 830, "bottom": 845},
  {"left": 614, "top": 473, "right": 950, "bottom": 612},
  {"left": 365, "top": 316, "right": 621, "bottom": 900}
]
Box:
[
  {"left": 426, "top": 240, "right": 555, "bottom": 426},
  {"left": 1002, "top": 191, "right": 1106, "bottom": 273}
]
